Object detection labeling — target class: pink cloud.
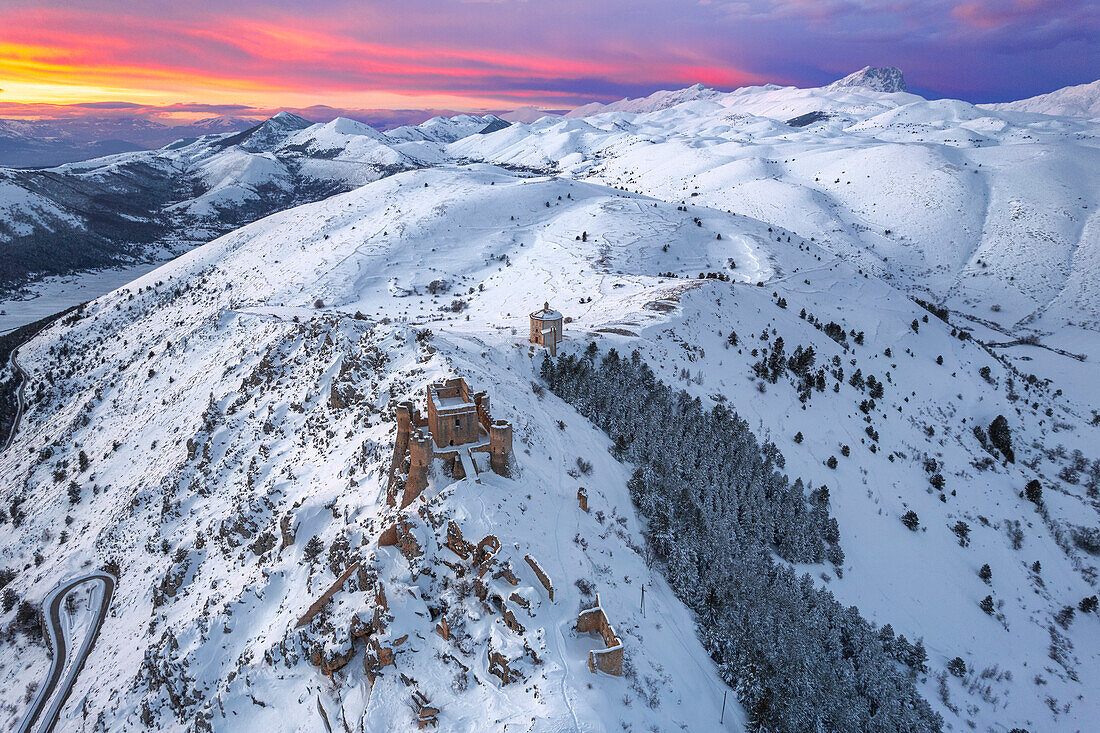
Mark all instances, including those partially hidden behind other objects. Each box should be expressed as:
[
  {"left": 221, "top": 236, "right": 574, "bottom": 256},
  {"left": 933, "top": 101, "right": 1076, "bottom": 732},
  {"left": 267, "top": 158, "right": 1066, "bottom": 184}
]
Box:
[{"left": 0, "top": 0, "right": 1093, "bottom": 112}]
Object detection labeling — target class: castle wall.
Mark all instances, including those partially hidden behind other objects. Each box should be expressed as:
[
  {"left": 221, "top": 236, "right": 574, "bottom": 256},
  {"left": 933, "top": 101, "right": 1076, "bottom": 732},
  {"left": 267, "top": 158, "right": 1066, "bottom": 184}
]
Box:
[
  {"left": 392, "top": 377, "right": 512, "bottom": 505},
  {"left": 576, "top": 594, "right": 623, "bottom": 676},
  {"left": 295, "top": 561, "right": 363, "bottom": 629},
  {"left": 430, "top": 406, "right": 479, "bottom": 447}
]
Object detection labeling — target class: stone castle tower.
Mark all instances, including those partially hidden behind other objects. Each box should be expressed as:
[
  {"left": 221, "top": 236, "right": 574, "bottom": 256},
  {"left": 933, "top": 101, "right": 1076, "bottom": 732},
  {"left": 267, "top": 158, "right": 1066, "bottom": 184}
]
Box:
[{"left": 388, "top": 378, "right": 514, "bottom": 508}]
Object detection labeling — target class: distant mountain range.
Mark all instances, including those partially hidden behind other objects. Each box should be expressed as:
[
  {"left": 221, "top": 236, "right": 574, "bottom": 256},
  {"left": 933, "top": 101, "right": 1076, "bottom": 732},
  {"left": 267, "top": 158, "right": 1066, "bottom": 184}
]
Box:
[
  {"left": 0, "top": 116, "right": 260, "bottom": 168},
  {"left": 3, "top": 71, "right": 1095, "bottom": 170},
  {"left": 2, "top": 67, "right": 1098, "bottom": 317},
  {"left": 0, "top": 111, "right": 521, "bottom": 293}
]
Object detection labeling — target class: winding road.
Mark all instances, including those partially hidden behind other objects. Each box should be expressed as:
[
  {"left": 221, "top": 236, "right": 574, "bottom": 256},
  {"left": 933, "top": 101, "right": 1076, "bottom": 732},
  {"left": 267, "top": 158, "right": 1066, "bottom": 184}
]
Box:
[
  {"left": 17, "top": 571, "right": 116, "bottom": 733},
  {"left": 2, "top": 348, "right": 28, "bottom": 453}
]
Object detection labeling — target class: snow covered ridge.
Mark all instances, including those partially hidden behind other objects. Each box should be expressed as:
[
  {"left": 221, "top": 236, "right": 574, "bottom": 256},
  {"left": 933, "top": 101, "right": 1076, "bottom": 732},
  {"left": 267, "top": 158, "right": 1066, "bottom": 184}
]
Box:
[
  {"left": 982, "top": 79, "right": 1100, "bottom": 119},
  {"left": 1, "top": 166, "right": 1098, "bottom": 730},
  {"left": 0, "top": 109, "right": 517, "bottom": 299},
  {"left": 449, "top": 72, "right": 1100, "bottom": 338},
  {"left": 0, "top": 111, "right": 440, "bottom": 295},
  {"left": 5, "top": 66, "right": 1099, "bottom": 331}
]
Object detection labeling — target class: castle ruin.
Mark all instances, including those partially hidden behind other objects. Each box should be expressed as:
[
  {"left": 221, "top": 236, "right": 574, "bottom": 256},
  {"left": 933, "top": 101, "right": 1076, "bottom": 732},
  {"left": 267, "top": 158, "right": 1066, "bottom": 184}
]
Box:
[
  {"left": 576, "top": 593, "right": 624, "bottom": 676},
  {"left": 389, "top": 377, "right": 513, "bottom": 508}
]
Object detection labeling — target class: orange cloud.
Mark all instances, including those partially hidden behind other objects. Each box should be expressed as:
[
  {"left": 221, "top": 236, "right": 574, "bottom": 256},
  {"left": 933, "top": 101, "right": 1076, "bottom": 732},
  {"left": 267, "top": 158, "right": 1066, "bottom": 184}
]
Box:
[{"left": 0, "top": 6, "right": 760, "bottom": 112}]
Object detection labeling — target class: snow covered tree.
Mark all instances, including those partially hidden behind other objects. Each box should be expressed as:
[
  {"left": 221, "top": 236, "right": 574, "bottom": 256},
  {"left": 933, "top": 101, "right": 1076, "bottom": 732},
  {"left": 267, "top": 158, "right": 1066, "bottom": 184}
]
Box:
[
  {"left": 952, "top": 521, "right": 970, "bottom": 546},
  {"left": 544, "top": 346, "right": 941, "bottom": 732},
  {"left": 947, "top": 657, "right": 966, "bottom": 677},
  {"left": 988, "top": 415, "right": 1014, "bottom": 463},
  {"left": 303, "top": 536, "right": 323, "bottom": 563}
]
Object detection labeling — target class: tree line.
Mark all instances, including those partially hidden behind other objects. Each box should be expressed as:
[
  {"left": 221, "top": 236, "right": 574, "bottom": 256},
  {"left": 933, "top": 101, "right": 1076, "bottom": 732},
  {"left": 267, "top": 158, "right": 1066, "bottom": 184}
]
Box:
[{"left": 541, "top": 347, "right": 942, "bottom": 732}]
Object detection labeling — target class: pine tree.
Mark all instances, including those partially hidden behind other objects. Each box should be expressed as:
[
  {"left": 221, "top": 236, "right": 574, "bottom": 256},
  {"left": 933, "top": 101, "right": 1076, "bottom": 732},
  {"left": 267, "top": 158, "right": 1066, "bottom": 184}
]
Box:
[
  {"left": 979, "top": 595, "right": 995, "bottom": 615},
  {"left": 978, "top": 564, "right": 992, "bottom": 583},
  {"left": 304, "top": 536, "right": 323, "bottom": 563},
  {"left": 988, "top": 415, "right": 1014, "bottom": 463}
]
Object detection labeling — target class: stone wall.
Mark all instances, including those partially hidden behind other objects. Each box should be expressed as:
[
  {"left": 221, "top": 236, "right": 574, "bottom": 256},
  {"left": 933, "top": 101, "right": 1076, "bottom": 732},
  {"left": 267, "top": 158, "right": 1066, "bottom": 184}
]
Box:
[
  {"left": 576, "top": 594, "right": 623, "bottom": 676},
  {"left": 524, "top": 554, "right": 554, "bottom": 601},
  {"left": 402, "top": 429, "right": 433, "bottom": 508}
]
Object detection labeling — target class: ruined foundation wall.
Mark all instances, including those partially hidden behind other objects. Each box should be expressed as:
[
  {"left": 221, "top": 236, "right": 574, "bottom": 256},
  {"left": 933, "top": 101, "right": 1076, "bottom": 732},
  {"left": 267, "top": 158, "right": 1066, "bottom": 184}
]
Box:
[{"left": 577, "top": 594, "right": 623, "bottom": 676}]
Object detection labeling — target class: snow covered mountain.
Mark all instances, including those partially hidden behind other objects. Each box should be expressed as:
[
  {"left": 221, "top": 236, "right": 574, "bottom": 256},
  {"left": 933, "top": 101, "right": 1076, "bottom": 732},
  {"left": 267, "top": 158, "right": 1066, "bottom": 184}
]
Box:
[
  {"left": 1, "top": 69, "right": 1100, "bottom": 732},
  {"left": 449, "top": 73, "right": 1100, "bottom": 350},
  {"left": 500, "top": 106, "right": 560, "bottom": 124},
  {"left": 564, "top": 83, "right": 724, "bottom": 118},
  {"left": 827, "top": 65, "right": 908, "bottom": 93},
  {"left": 0, "top": 110, "right": 529, "bottom": 299},
  {"left": 0, "top": 121, "right": 144, "bottom": 169},
  {"left": 1, "top": 162, "right": 1098, "bottom": 731},
  {"left": 0, "top": 113, "right": 424, "bottom": 295},
  {"left": 385, "top": 114, "right": 510, "bottom": 143},
  {"left": 186, "top": 116, "right": 263, "bottom": 136},
  {"left": 0, "top": 116, "right": 261, "bottom": 168},
  {"left": 983, "top": 79, "right": 1100, "bottom": 118}
]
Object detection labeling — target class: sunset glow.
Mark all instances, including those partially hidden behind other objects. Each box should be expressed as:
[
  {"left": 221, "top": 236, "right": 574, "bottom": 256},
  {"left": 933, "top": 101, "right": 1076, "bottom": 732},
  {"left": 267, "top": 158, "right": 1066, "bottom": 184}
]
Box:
[{"left": 0, "top": 0, "right": 1095, "bottom": 121}]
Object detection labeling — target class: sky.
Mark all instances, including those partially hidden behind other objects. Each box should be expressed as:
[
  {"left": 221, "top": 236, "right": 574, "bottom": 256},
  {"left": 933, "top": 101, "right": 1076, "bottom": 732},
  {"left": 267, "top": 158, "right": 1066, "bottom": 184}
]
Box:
[{"left": 0, "top": 0, "right": 1096, "bottom": 123}]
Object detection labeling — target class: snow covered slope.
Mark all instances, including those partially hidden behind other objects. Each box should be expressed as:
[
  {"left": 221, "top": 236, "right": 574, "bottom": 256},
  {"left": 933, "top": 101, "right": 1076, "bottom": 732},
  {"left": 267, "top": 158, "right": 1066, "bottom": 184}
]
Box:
[
  {"left": 448, "top": 74, "right": 1100, "bottom": 370},
  {"left": 0, "top": 113, "right": 426, "bottom": 295},
  {"left": 0, "top": 167, "right": 766, "bottom": 731},
  {"left": 983, "top": 80, "right": 1100, "bottom": 118},
  {"left": 1, "top": 163, "right": 1097, "bottom": 731}
]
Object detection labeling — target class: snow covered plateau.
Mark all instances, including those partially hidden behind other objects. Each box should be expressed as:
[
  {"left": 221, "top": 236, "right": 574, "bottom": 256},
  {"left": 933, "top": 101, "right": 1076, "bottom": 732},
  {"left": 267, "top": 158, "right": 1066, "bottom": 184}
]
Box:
[{"left": 1, "top": 69, "right": 1099, "bottom": 732}]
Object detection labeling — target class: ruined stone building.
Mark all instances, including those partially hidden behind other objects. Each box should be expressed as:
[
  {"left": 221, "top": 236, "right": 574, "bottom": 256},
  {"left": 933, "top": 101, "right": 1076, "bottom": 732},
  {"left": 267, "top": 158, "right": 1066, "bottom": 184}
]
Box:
[
  {"left": 577, "top": 593, "right": 623, "bottom": 676},
  {"left": 529, "top": 301, "right": 563, "bottom": 356},
  {"left": 389, "top": 377, "right": 513, "bottom": 508}
]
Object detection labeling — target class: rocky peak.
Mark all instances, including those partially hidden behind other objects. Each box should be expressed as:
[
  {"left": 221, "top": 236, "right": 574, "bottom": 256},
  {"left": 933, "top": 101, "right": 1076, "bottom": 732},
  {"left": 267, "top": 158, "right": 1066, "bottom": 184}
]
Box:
[{"left": 828, "top": 66, "right": 907, "bottom": 93}]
